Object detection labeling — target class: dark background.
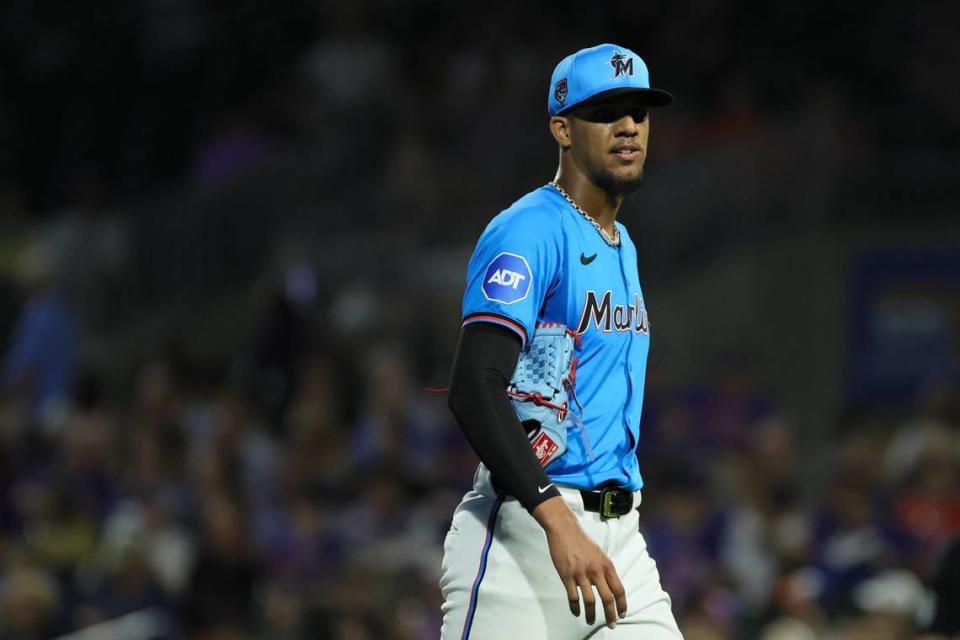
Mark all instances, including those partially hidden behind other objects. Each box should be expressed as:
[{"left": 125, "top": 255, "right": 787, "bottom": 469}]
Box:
[{"left": 0, "top": 1, "right": 958, "bottom": 639}]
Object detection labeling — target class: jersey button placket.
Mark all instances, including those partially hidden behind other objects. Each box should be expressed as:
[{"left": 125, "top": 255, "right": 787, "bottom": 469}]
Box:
[{"left": 617, "top": 248, "right": 638, "bottom": 456}]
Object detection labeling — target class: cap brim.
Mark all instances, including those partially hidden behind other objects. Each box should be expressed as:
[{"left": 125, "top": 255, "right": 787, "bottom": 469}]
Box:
[{"left": 564, "top": 87, "right": 674, "bottom": 113}]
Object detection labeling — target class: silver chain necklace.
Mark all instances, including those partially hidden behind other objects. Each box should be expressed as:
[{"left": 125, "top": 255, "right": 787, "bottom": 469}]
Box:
[{"left": 548, "top": 182, "right": 620, "bottom": 247}]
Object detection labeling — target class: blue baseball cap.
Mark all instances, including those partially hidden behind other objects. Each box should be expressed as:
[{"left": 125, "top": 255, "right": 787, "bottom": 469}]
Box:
[{"left": 548, "top": 43, "right": 673, "bottom": 116}]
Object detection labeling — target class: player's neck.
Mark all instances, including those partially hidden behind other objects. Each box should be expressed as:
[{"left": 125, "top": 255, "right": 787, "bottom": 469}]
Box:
[{"left": 552, "top": 170, "right": 622, "bottom": 234}]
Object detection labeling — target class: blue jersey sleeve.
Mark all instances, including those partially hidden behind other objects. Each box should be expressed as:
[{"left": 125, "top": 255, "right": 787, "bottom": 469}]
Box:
[{"left": 462, "top": 206, "right": 563, "bottom": 347}]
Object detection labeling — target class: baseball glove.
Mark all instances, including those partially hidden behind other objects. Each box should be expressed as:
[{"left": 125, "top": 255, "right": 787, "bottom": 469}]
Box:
[{"left": 508, "top": 322, "right": 591, "bottom": 468}]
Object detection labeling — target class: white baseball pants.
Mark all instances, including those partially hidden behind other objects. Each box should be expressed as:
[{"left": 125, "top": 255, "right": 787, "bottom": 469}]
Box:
[{"left": 440, "top": 465, "right": 683, "bottom": 639}]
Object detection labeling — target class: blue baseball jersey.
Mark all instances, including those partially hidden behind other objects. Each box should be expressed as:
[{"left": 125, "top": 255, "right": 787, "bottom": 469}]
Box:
[{"left": 462, "top": 185, "right": 651, "bottom": 491}]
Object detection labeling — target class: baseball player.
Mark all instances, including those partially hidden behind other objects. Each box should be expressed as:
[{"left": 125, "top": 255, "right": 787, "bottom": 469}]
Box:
[{"left": 440, "top": 44, "right": 683, "bottom": 639}]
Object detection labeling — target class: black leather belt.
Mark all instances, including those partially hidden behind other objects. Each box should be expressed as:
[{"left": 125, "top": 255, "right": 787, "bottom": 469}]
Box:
[{"left": 579, "top": 487, "right": 637, "bottom": 519}]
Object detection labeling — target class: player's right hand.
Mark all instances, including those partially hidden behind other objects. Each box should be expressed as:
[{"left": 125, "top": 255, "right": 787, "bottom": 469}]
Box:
[{"left": 533, "top": 496, "right": 628, "bottom": 629}]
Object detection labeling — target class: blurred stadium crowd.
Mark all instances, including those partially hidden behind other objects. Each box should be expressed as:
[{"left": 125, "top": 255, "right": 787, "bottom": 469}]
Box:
[
  {"left": 1, "top": 272, "right": 959, "bottom": 640},
  {"left": 0, "top": 1, "right": 959, "bottom": 639}
]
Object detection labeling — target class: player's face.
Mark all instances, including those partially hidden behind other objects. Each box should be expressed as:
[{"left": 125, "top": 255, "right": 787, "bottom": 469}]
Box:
[{"left": 566, "top": 98, "right": 650, "bottom": 196}]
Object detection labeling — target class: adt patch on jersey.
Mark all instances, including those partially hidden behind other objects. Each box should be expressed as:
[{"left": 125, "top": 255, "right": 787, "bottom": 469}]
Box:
[{"left": 482, "top": 252, "right": 532, "bottom": 305}]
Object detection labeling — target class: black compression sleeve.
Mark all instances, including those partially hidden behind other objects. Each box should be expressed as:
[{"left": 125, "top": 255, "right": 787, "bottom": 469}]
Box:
[{"left": 447, "top": 322, "right": 562, "bottom": 512}]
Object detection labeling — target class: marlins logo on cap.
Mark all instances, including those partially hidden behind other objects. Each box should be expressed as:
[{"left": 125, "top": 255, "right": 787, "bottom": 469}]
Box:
[
  {"left": 610, "top": 52, "right": 633, "bottom": 78},
  {"left": 547, "top": 43, "right": 672, "bottom": 116}
]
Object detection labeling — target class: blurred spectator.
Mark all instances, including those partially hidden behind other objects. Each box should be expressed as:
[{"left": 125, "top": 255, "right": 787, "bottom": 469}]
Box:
[
  {"left": 643, "top": 470, "right": 726, "bottom": 610},
  {"left": 19, "top": 482, "right": 97, "bottom": 580},
  {"left": 811, "top": 468, "right": 908, "bottom": 615},
  {"left": 351, "top": 344, "right": 460, "bottom": 490},
  {"left": 258, "top": 580, "right": 315, "bottom": 639},
  {"left": 892, "top": 432, "right": 960, "bottom": 557},
  {"left": 182, "top": 494, "right": 263, "bottom": 636},
  {"left": 246, "top": 275, "right": 314, "bottom": 436},
  {"left": 847, "top": 569, "right": 926, "bottom": 640},
  {"left": 719, "top": 421, "right": 810, "bottom": 611},
  {"left": 285, "top": 354, "right": 342, "bottom": 443},
  {"left": 97, "top": 496, "right": 195, "bottom": 599},
  {"left": 256, "top": 490, "right": 343, "bottom": 585},
  {"left": 2, "top": 242, "right": 79, "bottom": 432},
  {"left": 72, "top": 543, "right": 172, "bottom": 633},
  {"left": 0, "top": 563, "right": 60, "bottom": 639}
]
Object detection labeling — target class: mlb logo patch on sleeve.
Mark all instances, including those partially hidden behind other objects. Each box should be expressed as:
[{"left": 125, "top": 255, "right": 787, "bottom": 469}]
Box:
[{"left": 482, "top": 252, "right": 532, "bottom": 304}]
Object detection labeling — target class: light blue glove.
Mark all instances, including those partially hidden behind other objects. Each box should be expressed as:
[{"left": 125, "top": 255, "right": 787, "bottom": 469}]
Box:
[{"left": 508, "top": 323, "right": 589, "bottom": 468}]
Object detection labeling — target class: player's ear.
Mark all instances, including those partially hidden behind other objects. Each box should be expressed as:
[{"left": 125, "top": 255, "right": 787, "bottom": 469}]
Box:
[{"left": 549, "top": 116, "right": 572, "bottom": 150}]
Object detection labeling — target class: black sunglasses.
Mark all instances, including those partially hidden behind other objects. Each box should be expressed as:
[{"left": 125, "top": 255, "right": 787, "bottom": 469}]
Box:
[{"left": 571, "top": 104, "right": 649, "bottom": 124}]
